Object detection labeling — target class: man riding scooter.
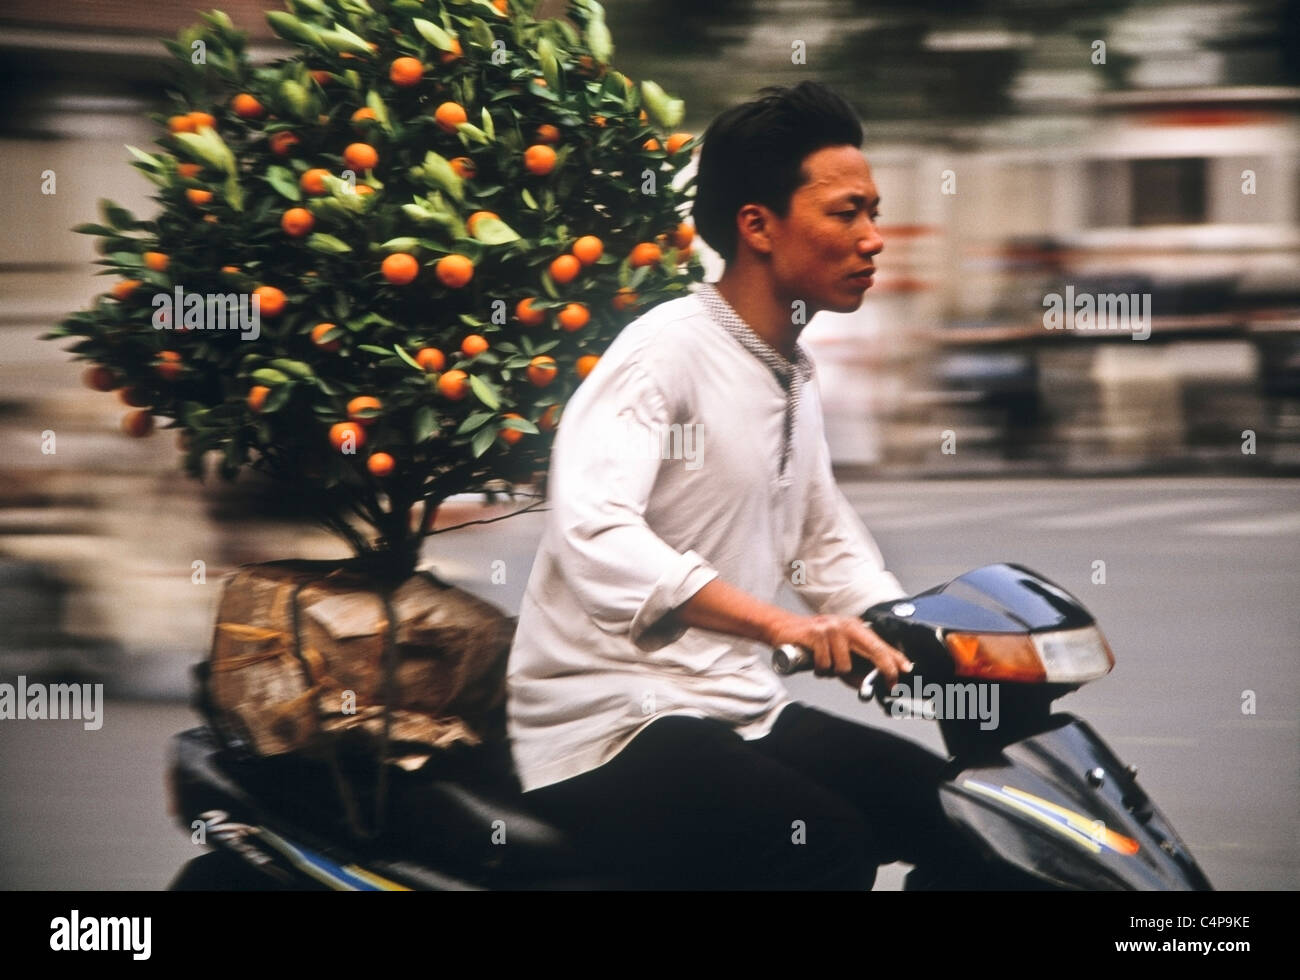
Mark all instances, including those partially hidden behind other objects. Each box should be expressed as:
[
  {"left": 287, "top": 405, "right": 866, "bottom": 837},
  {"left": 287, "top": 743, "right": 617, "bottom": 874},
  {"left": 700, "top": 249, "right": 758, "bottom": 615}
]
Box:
[{"left": 505, "top": 80, "right": 983, "bottom": 889}]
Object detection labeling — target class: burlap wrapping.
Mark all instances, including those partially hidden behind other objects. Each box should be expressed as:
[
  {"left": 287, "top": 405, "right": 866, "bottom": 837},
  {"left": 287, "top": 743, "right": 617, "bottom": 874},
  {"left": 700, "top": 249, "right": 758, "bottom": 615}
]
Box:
[{"left": 207, "top": 559, "right": 514, "bottom": 772}]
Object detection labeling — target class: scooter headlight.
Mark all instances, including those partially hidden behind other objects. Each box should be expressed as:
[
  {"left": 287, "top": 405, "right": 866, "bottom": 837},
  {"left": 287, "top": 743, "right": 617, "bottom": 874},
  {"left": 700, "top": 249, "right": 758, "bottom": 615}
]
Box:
[
  {"left": 945, "top": 625, "right": 1114, "bottom": 684},
  {"left": 1032, "top": 626, "right": 1115, "bottom": 683}
]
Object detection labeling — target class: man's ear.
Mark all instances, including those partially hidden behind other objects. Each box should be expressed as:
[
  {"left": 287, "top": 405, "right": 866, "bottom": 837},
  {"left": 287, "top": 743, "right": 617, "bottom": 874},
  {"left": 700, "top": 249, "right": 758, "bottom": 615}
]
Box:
[{"left": 735, "top": 203, "right": 774, "bottom": 257}]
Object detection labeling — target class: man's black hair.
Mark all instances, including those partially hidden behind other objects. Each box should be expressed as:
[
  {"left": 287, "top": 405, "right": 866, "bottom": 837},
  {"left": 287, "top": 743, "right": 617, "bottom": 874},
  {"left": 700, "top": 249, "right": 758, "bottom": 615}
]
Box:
[{"left": 693, "top": 81, "right": 864, "bottom": 265}]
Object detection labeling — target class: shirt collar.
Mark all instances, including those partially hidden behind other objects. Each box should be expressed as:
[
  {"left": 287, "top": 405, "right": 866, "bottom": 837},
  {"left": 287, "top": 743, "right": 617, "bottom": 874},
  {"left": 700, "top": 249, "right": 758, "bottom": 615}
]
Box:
[{"left": 696, "top": 281, "right": 814, "bottom": 389}]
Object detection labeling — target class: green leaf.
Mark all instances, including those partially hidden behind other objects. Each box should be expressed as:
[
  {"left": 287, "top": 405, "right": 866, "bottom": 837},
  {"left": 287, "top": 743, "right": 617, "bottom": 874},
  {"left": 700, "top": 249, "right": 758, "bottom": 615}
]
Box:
[
  {"left": 521, "top": 187, "right": 538, "bottom": 210},
  {"left": 252, "top": 368, "right": 291, "bottom": 385},
  {"left": 640, "top": 80, "right": 685, "bottom": 129},
  {"left": 502, "top": 416, "right": 539, "bottom": 434},
  {"left": 412, "top": 405, "right": 436, "bottom": 442},
  {"left": 124, "top": 145, "right": 161, "bottom": 169},
  {"left": 201, "top": 9, "right": 235, "bottom": 32},
  {"left": 446, "top": 238, "right": 485, "bottom": 263},
  {"left": 469, "top": 0, "right": 502, "bottom": 21},
  {"left": 455, "top": 122, "right": 490, "bottom": 146},
  {"left": 173, "top": 132, "right": 233, "bottom": 175},
  {"left": 401, "top": 203, "right": 437, "bottom": 224},
  {"left": 468, "top": 373, "right": 500, "bottom": 409},
  {"left": 321, "top": 173, "right": 365, "bottom": 207},
  {"left": 328, "top": 21, "right": 373, "bottom": 53},
  {"left": 100, "top": 200, "right": 135, "bottom": 230},
  {"left": 306, "top": 322, "right": 343, "bottom": 345},
  {"left": 471, "top": 424, "right": 498, "bottom": 457},
  {"left": 262, "top": 385, "right": 293, "bottom": 413},
  {"left": 412, "top": 17, "right": 454, "bottom": 51},
  {"left": 601, "top": 72, "right": 626, "bottom": 101},
  {"left": 480, "top": 106, "right": 496, "bottom": 141},
  {"left": 138, "top": 167, "right": 170, "bottom": 189},
  {"left": 394, "top": 345, "right": 423, "bottom": 370},
  {"left": 588, "top": 17, "right": 613, "bottom": 63},
  {"left": 358, "top": 344, "right": 394, "bottom": 355},
  {"left": 266, "top": 10, "right": 321, "bottom": 47},
  {"left": 538, "top": 36, "right": 560, "bottom": 91},
  {"left": 308, "top": 233, "right": 352, "bottom": 254},
  {"left": 72, "top": 223, "right": 117, "bottom": 237},
  {"left": 470, "top": 215, "right": 520, "bottom": 245},
  {"left": 530, "top": 80, "right": 560, "bottom": 103},
  {"left": 182, "top": 402, "right": 209, "bottom": 429},
  {"left": 280, "top": 79, "right": 314, "bottom": 121},
  {"left": 365, "top": 89, "right": 392, "bottom": 133},
  {"left": 456, "top": 411, "right": 495, "bottom": 435},
  {"left": 268, "top": 358, "right": 316, "bottom": 379},
  {"left": 266, "top": 166, "right": 302, "bottom": 201},
  {"left": 223, "top": 174, "right": 244, "bottom": 212},
  {"left": 413, "top": 148, "right": 465, "bottom": 200},
  {"left": 379, "top": 236, "right": 422, "bottom": 252},
  {"left": 317, "top": 26, "right": 373, "bottom": 56}
]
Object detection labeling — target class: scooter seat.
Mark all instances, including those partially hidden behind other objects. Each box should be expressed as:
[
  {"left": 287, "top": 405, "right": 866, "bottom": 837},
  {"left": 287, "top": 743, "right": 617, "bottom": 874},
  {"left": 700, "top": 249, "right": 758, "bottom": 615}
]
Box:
[{"left": 378, "top": 740, "right": 611, "bottom": 886}]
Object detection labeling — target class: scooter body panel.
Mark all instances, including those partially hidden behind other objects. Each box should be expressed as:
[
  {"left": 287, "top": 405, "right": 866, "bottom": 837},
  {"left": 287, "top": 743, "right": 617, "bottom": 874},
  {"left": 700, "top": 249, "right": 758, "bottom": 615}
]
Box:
[{"left": 940, "top": 714, "right": 1213, "bottom": 890}]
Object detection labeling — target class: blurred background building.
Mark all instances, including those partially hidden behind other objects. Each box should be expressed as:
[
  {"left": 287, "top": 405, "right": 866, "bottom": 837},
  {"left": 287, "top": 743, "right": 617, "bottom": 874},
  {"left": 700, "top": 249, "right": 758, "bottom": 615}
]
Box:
[{"left": 1, "top": 0, "right": 1298, "bottom": 692}]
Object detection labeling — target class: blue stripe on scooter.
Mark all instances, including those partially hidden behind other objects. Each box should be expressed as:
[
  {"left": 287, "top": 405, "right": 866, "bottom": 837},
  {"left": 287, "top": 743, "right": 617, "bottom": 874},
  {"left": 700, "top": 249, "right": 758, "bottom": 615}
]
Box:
[
  {"left": 256, "top": 828, "right": 389, "bottom": 890},
  {"left": 962, "top": 779, "right": 1103, "bottom": 854}
]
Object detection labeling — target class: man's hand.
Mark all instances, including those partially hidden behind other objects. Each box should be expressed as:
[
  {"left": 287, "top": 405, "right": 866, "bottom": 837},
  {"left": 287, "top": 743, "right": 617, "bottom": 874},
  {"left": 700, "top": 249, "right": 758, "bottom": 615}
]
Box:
[
  {"left": 671, "top": 579, "right": 912, "bottom": 689},
  {"left": 766, "top": 613, "right": 912, "bottom": 690}
]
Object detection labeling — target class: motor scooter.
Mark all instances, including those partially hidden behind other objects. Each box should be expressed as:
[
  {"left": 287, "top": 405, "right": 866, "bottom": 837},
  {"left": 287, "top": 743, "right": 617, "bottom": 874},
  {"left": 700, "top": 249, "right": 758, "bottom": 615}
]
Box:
[{"left": 166, "top": 562, "right": 1213, "bottom": 890}]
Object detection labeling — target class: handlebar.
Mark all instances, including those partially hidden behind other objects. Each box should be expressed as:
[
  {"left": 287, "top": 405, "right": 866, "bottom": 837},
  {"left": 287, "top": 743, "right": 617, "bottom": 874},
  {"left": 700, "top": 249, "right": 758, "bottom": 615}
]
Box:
[{"left": 771, "top": 643, "right": 883, "bottom": 703}]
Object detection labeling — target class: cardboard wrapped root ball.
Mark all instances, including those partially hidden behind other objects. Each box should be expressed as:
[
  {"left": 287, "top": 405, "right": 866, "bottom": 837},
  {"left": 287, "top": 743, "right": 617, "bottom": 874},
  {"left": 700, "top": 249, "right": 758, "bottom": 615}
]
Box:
[{"left": 206, "top": 559, "right": 513, "bottom": 772}]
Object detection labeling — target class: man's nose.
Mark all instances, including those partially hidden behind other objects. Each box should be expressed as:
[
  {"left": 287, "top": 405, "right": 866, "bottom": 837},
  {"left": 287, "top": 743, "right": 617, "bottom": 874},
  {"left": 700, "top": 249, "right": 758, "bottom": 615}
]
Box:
[{"left": 860, "top": 225, "right": 883, "bottom": 256}]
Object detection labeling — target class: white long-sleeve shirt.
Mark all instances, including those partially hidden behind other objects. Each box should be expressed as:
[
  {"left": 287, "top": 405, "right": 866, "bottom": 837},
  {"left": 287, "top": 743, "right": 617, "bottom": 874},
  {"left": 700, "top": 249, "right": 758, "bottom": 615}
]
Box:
[{"left": 505, "top": 282, "right": 906, "bottom": 792}]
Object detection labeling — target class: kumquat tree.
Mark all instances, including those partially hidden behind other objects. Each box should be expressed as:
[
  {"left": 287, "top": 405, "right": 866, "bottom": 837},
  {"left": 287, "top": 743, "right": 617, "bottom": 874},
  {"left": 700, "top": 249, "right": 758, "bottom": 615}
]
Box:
[{"left": 44, "top": 0, "right": 704, "bottom": 580}]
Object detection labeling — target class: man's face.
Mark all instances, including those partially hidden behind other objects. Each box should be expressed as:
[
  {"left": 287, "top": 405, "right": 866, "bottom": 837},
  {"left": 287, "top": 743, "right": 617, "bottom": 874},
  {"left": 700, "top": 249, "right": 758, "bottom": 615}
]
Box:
[{"left": 762, "top": 144, "right": 883, "bottom": 316}]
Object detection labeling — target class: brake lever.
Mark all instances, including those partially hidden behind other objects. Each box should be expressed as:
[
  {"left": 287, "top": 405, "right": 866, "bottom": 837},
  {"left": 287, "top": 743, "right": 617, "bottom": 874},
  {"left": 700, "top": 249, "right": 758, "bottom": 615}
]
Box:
[{"left": 857, "top": 668, "right": 880, "bottom": 703}]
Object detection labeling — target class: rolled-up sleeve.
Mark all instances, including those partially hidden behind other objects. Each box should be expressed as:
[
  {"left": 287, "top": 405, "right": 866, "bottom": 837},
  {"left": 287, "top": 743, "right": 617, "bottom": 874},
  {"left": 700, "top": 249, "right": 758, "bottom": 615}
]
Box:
[
  {"left": 547, "top": 360, "right": 719, "bottom": 651},
  {"left": 791, "top": 410, "right": 907, "bottom": 617}
]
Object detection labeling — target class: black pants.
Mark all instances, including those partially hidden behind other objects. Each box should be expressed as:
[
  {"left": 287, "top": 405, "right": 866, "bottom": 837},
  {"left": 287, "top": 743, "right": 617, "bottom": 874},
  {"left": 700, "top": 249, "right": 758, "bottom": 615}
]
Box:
[{"left": 521, "top": 701, "right": 969, "bottom": 890}]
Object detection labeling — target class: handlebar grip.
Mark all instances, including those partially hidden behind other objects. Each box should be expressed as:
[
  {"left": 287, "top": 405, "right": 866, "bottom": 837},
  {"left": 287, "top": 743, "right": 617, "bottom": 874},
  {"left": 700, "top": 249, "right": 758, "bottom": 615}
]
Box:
[
  {"left": 772, "top": 643, "right": 812, "bottom": 675},
  {"left": 771, "top": 643, "right": 881, "bottom": 703}
]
